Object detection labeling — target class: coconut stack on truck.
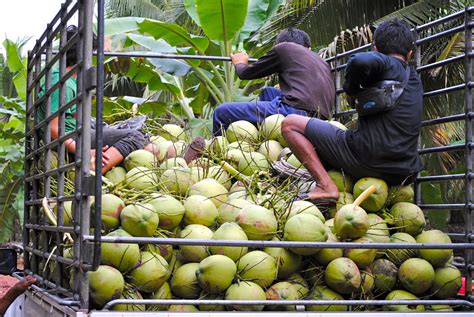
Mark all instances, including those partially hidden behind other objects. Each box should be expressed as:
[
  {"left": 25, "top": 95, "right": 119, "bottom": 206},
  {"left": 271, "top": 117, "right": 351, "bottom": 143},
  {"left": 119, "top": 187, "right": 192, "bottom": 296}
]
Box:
[{"left": 47, "top": 116, "right": 457, "bottom": 313}]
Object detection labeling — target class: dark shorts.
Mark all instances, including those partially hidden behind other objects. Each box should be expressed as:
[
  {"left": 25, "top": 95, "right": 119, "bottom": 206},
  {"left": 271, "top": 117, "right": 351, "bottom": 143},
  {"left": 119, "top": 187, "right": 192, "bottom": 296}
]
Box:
[{"left": 304, "top": 118, "right": 414, "bottom": 185}]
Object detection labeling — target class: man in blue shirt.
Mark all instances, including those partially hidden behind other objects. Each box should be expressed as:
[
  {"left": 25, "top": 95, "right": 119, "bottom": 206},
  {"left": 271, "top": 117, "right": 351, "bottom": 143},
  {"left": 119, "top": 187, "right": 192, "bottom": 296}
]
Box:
[{"left": 281, "top": 19, "right": 423, "bottom": 202}]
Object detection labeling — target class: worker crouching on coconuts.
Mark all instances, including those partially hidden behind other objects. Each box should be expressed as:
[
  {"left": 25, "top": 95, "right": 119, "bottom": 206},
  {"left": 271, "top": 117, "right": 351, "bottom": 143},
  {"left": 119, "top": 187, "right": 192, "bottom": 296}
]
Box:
[
  {"left": 281, "top": 19, "right": 423, "bottom": 202},
  {"left": 212, "top": 28, "right": 335, "bottom": 136}
]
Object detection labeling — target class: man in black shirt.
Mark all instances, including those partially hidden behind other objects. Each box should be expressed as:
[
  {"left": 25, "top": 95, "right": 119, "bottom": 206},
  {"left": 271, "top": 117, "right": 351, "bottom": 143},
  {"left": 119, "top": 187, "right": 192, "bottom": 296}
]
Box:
[
  {"left": 281, "top": 19, "right": 423, "bottom": 201},
  {"left": 212, "top": 28, "right": 335, "bottom": 135}
]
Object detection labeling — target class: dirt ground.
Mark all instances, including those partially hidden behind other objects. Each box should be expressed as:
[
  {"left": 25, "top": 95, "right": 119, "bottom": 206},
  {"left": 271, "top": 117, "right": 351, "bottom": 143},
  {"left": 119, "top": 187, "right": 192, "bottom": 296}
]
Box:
[{"left": 0, "top": 275, "right": 18, "bottom": 299}]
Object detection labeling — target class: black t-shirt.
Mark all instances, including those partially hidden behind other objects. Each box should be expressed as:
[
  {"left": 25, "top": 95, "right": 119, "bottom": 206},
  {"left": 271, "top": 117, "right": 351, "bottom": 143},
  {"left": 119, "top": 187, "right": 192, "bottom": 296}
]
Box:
[
  {"left": 343, "top": 51, "right": 423, "bottom": 177},
  {"left": 234, "top": 42, "right": 335, "bottom": 119}
]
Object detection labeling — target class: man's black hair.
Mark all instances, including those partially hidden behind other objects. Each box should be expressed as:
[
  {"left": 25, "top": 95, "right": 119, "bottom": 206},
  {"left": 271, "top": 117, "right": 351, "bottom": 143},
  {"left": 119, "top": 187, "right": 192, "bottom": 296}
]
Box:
[
  {"left": 373, "top": 19, "right": 414, "bottom": 56},
  {"left": 275, "top": 27, "right": 311, "bottom": 48},
  {"left": 66, "top": 25, "right": 98, "bottom": 67}
]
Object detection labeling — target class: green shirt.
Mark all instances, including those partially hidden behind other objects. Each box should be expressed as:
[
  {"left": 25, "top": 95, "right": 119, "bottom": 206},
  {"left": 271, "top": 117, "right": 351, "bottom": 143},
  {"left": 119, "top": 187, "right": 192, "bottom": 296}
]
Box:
[{"left": 38, "top": 69, "right": 77, "bottom": 133}]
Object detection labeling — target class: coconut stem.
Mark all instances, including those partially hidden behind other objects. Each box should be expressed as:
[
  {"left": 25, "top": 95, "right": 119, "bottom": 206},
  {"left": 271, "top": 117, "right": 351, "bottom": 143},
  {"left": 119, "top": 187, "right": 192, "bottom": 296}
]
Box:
[
  {"left": 220, "top": 161, "right": 250, "bottom": 184},
  {"left": 353, "top": 185, "right": 377, "bottom": 207}
]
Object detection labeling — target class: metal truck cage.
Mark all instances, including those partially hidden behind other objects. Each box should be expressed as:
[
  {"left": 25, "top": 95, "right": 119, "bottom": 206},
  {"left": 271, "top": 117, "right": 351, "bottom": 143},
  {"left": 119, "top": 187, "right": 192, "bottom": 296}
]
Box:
[{"left": 22, "top": 0, "right": 473, "bottom": 315}]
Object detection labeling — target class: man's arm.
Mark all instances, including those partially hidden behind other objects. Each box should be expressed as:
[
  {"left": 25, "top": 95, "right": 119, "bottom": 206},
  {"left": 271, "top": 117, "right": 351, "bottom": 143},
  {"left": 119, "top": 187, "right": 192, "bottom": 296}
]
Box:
[
  {"left": 0, "top": 276, "right": 36, "bottom": 315},
  {"left": 232, "top": 48, "right": 281, "bottom": 80},
  {"left": 343, "top": 51, "right": 391, "bottom": 95}
]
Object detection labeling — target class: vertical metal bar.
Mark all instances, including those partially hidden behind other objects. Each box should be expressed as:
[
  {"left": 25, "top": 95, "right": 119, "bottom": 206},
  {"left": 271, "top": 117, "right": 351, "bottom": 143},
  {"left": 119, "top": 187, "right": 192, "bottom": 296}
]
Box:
[
  {"left": 92, "top": 0, "right": 104, "bottom": 270},
  {"left": 463, "top": 6, "right": 473, "bottom": 307},
  {"left": 334, "top": 54, "right": 341, "bottom": 116},
  {"left": 414, "top": 28, "right": 423, "bottom": 206}
]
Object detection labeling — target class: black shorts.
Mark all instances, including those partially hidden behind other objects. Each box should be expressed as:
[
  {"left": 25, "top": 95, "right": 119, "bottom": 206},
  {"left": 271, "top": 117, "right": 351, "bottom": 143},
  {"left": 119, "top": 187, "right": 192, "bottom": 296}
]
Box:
[{"left": 303, "top": 118, "right": 414, "bottom": 185}]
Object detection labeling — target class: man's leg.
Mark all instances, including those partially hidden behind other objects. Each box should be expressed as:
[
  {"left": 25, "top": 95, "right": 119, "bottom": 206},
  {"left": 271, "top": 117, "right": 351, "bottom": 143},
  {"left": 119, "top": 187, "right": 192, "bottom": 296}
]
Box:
[
  {"left": 259, "top": 87, "right": 281, "bottom": 102},
  {"left": 212, "top": 101, "right": 273, "bottom": 136},
  {"left": 281, "top": 114, "right": 339, "bottom": 200}
]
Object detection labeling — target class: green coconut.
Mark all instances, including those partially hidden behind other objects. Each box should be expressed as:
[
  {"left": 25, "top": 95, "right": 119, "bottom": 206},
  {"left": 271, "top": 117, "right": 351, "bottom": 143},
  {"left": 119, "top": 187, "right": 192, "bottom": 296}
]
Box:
[
  {"left": 328, "top": 170, "right": 354, "bottom": 192},
  {"left": 258, "top": 140, "right": 283, "bottom": 162},
  {"left": 168, "top": 305, "right": 199, "bottom": 312},
  {"left": 159, "top": 167, "right": 194, "bottom": 196},
  {"left": 146, "top": 244, "right": 173, "bottom": 263},
  {"left": 325, "top": 218, "right": 335, "bottom": 233},
  {"left": 88, "top": 265, "right": 124, "bottom": 308},
  {"left": 120, "top": 203, "right": 158, "bottom": 237},
  {"left": 314, "top": 232, "right": 343, "bottom": 266},
  {"left": 170, "top": 262, "right": 201, "bottom": 299},
  {"left": 284, "top": 200, "right": 325, "bottom": 223},
  {"left": 365, "top": 213, "right": 390, "bottom": 243},
  {"left": 329, "top": 192, "right": 354, "bottom": 218},
  {"left": 150, "top": 135, "right": 167, "bottom": 145},
  {"left": 306, "top": 286, "right": 347, "bottom": 311},
  {"left": 385, "top": 290, "right": 425, "bottom": 312},
  {"left": 150, "top": 282, "right": 172, "bottom": 311},
  {"left": 227, "top": 141, "right": 255, "bottom": 152},
  {"left": 125, "top": 167, "right": 158, "bottom": 191},
  {"left": 287, "top": 273, "right": 309, "bottom": 299},
  {"left": 265, "top": 281, "right": 299, "bottom": 311},
  {"left": 91, "top": 193, "right": 124, "bottom": 231},
  {"left": 53, "top": 201, "right": 73, "bottom": 226},
  {"left": 238, "top": 151, "right": 270, "bottom": 176},
  {"left": 217, "top": 198, "right": 253, "bottom": 224},
  {"left": 227, "top": 190, "right": 251, "bottom": 201},
  {"left": 334, "top": 204, "right": 369, "bottom": 240},
  {"left": 159, "top": 157, "right": 187, "bottom": 171},
  {"left": 207, "top": 165, "right": 232, "bottom": 190},
  {"left": 179, "top": 224, "right": 213, "bottom": 263},
  {"left": 173, "top": 141, "right": 187, "bottom": 156},
  {"left": 344, "top": 236, "right": 377, "bottom": 268},
  {"left": 360, "top": 268, "right": 375, "bottom": 294},
  {"left": 416, "top": 230, "right": 453, "bottom": 267},
  {"left": 287, "top": 154, "right": 304, "bottom": 169},
  {"left": 225, "top": 281, "right": 266, "bottom": 311},
  {"left": 198, "top": 292, "right": 225, "bottom": 311},
  {"left": 283, "top": 213, "right": 328, "bottom": 255},
  {"left": 386, "top": 232, "right": 418, "bottom": 265},
  {"left": 148, "top": 194, "right": 185, "bottom": 230},
  {"left": 398, "top": 258, "right": 435, "bottom": 295},
  {"left": 390, "top": 202, "right": 426, "bottom": 236},
  {"left": 104, "top": 166, "right": 127, "bottom": 185},
  {"left": 210, "top": 222, "right": 248, "bottom": 261},
  {"left": 264, "top": 238, "right": 302, "bottom": 279},
  {"left": 128, "top": 251, "right": 170, "bottom": 293},
  {"left": 353, "top": 177, "right": 388, "bottom": 212},
  {"left": 431, "top": 265, "right": 462, "bottom": 299},
  {"left": 428, "top": 305, "right": 454, "bottom": 311},
  {"left": 112, "top": 289, "right": 144, "bottom": 312},
  {"left": 260, "top": 114, "right": 285, "bottom": 140},
  {"left": 196, "top": 255, "right": 237, "bottom": 294},
  {"left": 124, "top": 149, "right": 157, "bottom": 171},
  {"left": 188, "top": 178, "right": 228, "bottom": 208},
  {"left": 388, "top": 185, "right": 414, "bottom": 205},
  {"left": 369, "top": 259, "right": 398, "bottom": 293},
  {"left": 101, "top": 229, "right": 140, "bottom": 273},
  {"left": 183, "top": 195, "right": 218, "bottom": 227},
  {"left": 159, "top": 123, "right": 186, "bottom": 142},
  {"left": 154, "top": 140, "right": 174, "bottom": 161},
  {"left": 325, "top": 257, "right": 361, "bottom": 294},
  {"left": 237, "top": 250, "right": 277, "bottom": 288},
  {"left": 237, "top": 204, "right": 277, "bottom": 240},
  {"left": 226, "top": 120, "right": 259, "bottom": 143},
  {"left": 209, "top": 136, "right": 229, "bottom": 155}
]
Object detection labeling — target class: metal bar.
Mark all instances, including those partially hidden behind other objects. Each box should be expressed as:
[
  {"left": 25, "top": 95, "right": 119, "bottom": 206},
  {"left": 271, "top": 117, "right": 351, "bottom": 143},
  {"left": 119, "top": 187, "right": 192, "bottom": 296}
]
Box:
[
  {"left": 25, "top": 129, "right": 81, "bottom": 161},
  {"left": 24, "top": 246, "right": 75, "bottom": 266},
  {"left": 416, "top": 173, "right": 470, "bottom": 182},
  {"left": 421, "top": 113, "right": 470, "bottom": 126},
  {"left": 27, "top": 94, "right": 80, "bottom": 133},
  {"left": 25, "top": 224, "right": 75, "bottom": 234},
  {"left": 418, "top": 203, "right": 467, "bottom": 209},
  {"left": 463, "top": 6, "right": 473, "bottom": 306},
  {"left": 423, "top": 83, "right": 467, "bottom": 98},
  {"left": 417, "top": 54, "right": 465, "bottom": 72},
  {"left": 102, "top": 299, "right": 474, "bottom": 310},
  {"left": 416, "top": 8, "right": 467, "bottom": 31},
  {"left": 24, "top": 162, "right": 76, "bottom": 182},
  {"left": 25, "top": 195, "right": 75, "bottom": 206},
  {"left": 416, "top": 24, "right": 466, "bottom": 45},
  {"left": 419, "top": 143, "right": 467, "bottom": 154},
  {"left": 102, "top": 51, "right": 258, "bottom": 62},
  {"left": 92, "top": 0, "right": 104, "bottom": 271},
  {"left": 325, "top": 44, "right": 371, "bottom": 62},
  {"left": 84, "top": 235, "right": 474, "bottom": 249}
]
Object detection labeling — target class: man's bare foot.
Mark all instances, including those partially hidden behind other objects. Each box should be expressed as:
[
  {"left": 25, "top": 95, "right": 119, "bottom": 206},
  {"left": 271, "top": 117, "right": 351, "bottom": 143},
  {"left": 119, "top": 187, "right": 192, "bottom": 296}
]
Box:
[
  {"left": 183, "top": 136, "right": 206, "bottom": 164},
  {"left": 306, "top": 183, "right": 339, "bottom": 201}
]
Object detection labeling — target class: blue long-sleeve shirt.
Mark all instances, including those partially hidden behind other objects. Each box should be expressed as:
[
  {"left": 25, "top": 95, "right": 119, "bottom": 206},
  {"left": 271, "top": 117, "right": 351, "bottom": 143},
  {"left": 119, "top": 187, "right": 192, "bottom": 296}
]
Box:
[{"left": 343, "top": 51, "right": 423, "bottom": 177}]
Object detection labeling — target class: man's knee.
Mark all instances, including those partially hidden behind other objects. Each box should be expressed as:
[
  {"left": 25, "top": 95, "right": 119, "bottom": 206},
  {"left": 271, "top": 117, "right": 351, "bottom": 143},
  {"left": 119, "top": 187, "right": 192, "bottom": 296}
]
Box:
[{"left": 282, "top": 114, "right": 305, "bottom": 135}]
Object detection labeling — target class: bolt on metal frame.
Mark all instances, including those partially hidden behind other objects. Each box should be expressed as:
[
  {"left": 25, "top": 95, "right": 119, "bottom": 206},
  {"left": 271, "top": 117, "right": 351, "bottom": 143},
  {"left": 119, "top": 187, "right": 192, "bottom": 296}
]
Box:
[{"left": 23, "top": 0, "right": 473, "bottom": 312}]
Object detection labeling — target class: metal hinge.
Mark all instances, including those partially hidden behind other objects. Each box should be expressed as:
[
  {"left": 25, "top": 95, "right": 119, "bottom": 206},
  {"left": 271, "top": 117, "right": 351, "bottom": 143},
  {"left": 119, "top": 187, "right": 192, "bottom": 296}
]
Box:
[{"left": 85, "top": 67, "right": 97, "bottom": 91}]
